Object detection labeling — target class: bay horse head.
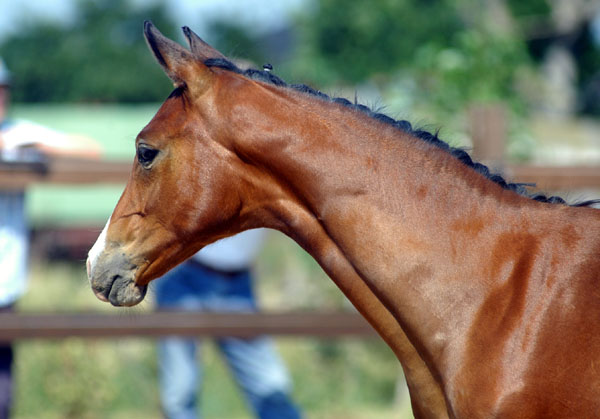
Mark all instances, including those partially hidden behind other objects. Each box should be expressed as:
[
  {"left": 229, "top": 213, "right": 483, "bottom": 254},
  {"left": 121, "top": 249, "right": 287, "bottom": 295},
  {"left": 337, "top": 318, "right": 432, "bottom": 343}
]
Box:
[{"left": 87, "top": 22, "right": 277, "bottom": 306}]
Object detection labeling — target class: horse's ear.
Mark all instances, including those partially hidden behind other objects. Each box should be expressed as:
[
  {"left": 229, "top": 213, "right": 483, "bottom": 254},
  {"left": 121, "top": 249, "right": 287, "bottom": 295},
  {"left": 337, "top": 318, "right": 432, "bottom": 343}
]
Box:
[
  {"left": 182, "top": 26, "right": 227, "bottom": 61},
  {"left": 144, "top": 21, "right": 213, "bottom": 92}
]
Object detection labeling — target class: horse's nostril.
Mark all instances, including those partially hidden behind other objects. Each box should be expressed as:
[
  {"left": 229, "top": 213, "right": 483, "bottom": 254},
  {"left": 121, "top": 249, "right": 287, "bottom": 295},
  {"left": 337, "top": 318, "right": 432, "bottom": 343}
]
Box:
[{"left": 92, "top": 274, "right": 121, "bottom": 303}]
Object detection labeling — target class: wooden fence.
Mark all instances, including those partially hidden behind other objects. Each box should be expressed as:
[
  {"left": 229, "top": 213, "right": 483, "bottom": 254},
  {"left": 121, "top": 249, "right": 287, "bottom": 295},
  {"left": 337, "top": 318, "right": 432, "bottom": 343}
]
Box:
[
  {"left": 2, "top": 140, "right": 599, "bottom": 193},
  {"left": 0, "top": 311, "right": 375, "bottom": 342},
  {"left": 0, "top": 156, "right": 132, "bottom": 189},
  {"left": 468, "top": 104, "right": 600, "bottom": 191}
]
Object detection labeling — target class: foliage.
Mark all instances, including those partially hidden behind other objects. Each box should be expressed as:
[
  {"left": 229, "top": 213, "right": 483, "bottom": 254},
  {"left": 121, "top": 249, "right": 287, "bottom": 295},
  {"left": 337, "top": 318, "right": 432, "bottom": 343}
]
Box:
[
  {"left": 290, "top": 0, "right": 536, "bottom": 117},
  {"left": 0, "top": 0, "right": 174, "bottom": 103},
  {"left": 505, "top": 0, "right": 600, "bottom": 115},
  {"left": 574, "top": 24, "right": 600, "bottom": 114},
  {"left": 293, "top": 0, "right": 463, "bottom": 86},
  {"left": 505, "top": 0, "right": 550, "bottom": 18},
  {"left": 409, "top": 28, "right": 532, "bottom": 115},
  {"left": 3, "top": 0, "right": 597, "bottom": 116},
  {"left": 203, "top": 0, "right": 538, "bottom": 130},
  {"left": 207, "top": 20, "right": 268, "bottom": 67}
]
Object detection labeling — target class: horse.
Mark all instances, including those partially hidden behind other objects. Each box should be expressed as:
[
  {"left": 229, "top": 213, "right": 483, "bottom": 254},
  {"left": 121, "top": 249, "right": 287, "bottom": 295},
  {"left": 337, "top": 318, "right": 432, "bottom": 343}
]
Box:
[{"left": 87, "top": 22, "right": 600, "bottom": 418}]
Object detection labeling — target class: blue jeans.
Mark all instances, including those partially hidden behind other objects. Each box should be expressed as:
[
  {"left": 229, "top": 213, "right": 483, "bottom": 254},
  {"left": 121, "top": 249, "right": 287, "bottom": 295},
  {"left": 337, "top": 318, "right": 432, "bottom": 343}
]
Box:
[
  {"left": 154, "top": 261, "right": 301, "bottom": 419},
  {"left": 0, "top": 306, "right": 13, "bottom": 419}
]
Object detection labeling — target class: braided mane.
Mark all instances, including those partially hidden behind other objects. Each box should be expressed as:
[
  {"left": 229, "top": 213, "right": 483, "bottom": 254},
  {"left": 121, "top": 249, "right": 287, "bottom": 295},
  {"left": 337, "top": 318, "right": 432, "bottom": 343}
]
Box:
[{"left": 203, "top": 58, "right": 598, "bottom": 208}]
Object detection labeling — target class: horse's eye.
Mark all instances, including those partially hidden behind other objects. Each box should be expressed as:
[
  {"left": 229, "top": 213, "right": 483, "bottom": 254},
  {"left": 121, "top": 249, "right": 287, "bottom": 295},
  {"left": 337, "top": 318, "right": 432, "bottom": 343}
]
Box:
[{"left": 137, "top": 145, "right": 159, "bottom": 168}]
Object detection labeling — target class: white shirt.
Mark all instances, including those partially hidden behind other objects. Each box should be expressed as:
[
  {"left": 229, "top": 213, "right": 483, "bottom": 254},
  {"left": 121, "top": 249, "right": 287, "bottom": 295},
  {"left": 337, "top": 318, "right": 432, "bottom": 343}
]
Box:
[
  {"left": 193, "top": 229, "right": 268, "bottom": 271},
  {"left": 0, "top": 119, "right": 73, "bottom": 306},
  {"left": 0, "top": 190, "right": 28, "bottom": 306},
  {"left": 1, "top": 119, "right": 74, "bottom": 151}
]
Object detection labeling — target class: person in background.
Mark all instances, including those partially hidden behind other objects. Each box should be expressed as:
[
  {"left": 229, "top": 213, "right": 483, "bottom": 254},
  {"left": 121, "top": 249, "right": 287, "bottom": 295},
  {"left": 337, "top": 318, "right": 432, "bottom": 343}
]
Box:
[
  {"left": 0, "top": 57, "right": 100, "bottom": 419},
  {"left": 154, "top": 229, "right": 301, "bottom": 419}
]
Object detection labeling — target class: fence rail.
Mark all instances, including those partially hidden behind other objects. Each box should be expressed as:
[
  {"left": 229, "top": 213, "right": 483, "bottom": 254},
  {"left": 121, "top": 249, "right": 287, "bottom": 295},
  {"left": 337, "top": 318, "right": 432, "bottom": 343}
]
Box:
[
  {"left": 0, "top": 157, "right": 132, "bottom": 189},
  {"left": 2, "top": 156, "right": 599, "bottom": 191},
  {"left": 506, "top": 165, "right": 600, "bottom": 190},
  {"left": 0, "top": 311, "right": 376, "bottom": 342}
]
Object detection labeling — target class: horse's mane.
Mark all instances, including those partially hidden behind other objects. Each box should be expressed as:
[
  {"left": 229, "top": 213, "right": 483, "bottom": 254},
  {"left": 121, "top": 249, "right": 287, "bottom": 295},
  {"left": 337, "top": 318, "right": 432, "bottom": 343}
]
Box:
[{"left": 204, "top": 57, "right": 599, "bottom": 208}]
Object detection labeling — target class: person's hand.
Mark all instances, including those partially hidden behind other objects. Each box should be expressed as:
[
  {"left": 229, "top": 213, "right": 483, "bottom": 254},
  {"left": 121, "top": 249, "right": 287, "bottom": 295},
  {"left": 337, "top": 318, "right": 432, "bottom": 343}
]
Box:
[{"left": 34, "top": 134, "right": 102, "bottom": 159}]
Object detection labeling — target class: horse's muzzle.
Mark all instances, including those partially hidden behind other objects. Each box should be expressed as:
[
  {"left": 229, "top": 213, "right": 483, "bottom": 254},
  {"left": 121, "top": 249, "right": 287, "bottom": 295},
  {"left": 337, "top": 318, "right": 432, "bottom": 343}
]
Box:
[{"left": 86, "top": 251, "right": 147, "bottom": 307}]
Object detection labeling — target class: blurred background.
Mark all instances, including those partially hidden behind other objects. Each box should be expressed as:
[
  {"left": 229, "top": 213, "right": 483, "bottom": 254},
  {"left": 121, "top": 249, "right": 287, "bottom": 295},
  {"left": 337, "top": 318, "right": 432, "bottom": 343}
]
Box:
[{"left": 1, "top": 0, "right": 599, "bottom": 418}]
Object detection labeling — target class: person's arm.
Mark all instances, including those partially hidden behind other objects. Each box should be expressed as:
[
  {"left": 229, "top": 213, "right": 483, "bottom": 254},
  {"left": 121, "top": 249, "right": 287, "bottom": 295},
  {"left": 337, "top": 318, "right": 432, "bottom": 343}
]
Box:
[{"left": 1, "top": 120, "right": 101, "bottom": 158}]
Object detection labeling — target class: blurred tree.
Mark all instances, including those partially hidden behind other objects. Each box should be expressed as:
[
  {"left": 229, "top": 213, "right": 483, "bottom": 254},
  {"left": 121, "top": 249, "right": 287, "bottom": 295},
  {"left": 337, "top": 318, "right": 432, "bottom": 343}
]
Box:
[
  {"left": 207, "top": 20, "right": 268, "bottom": 67},
  {"left": 574, "top": 21, "right": 600, "bottom": 114},
  {"left": 409, "top": 25, "right": 531, "bottom": 114},
  {"left": 0, "top": 0, "right": 175, "bottom": 102},
  {"left": 293, "top": 0, "right": 464, "bottom": 86},
  {"left": 291, "top": 0, "right": 534, "bottom": 117},
  {"left": 3, "top": 0, "right": 598, "bottom": 115},
  {"left": 506, "top": 0, "right": 600, "bottom": 115},
  {"left": 196, "top": 1, "right": 472, "bottom": 89},
  {"left": 506, "top": 0, "right": 550, "bottom": 18}
]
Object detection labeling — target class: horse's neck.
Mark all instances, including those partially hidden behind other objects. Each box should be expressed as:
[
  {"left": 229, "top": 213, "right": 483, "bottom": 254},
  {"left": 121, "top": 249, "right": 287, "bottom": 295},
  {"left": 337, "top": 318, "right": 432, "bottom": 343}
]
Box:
[{"left": 234, "top": 94, "right": 571, "bottom": 382}]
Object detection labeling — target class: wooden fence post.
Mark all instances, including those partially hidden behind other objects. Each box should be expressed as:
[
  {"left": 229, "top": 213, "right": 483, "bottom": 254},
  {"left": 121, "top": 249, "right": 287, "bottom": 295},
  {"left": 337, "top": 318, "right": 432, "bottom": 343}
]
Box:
[{"left": 468, "top": 103, "right": 507, "bottom": 170}]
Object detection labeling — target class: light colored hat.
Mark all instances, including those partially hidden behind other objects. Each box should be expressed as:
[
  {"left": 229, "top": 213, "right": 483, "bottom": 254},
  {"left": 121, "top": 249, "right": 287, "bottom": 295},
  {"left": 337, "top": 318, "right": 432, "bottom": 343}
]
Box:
[{"left": 0, "top": 58, "right": 11, "bottom": 86}]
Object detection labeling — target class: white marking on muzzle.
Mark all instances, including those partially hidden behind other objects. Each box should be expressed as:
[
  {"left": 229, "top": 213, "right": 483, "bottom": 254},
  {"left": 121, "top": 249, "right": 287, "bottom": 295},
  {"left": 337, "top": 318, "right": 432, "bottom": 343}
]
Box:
[{"left": 87, "top": 219, "right": 109, "bottom": 280}]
